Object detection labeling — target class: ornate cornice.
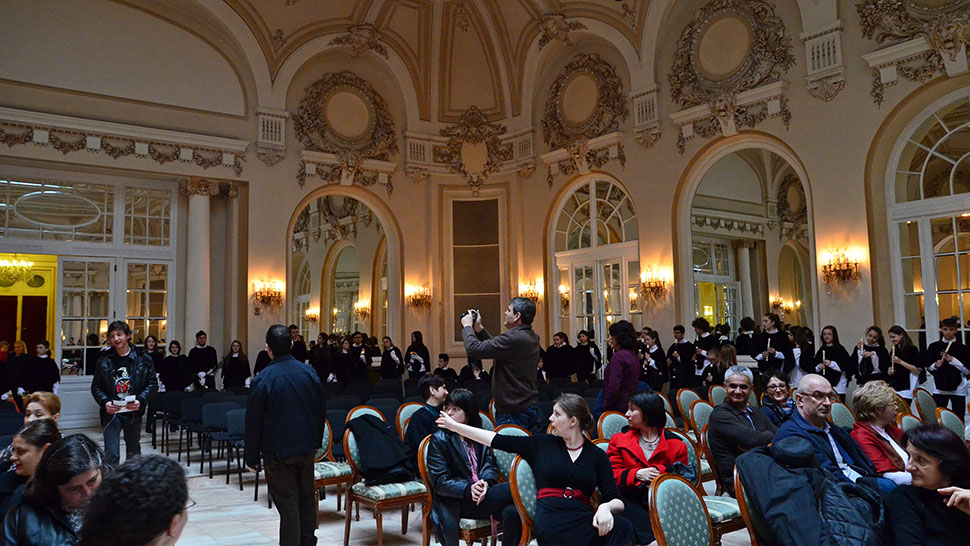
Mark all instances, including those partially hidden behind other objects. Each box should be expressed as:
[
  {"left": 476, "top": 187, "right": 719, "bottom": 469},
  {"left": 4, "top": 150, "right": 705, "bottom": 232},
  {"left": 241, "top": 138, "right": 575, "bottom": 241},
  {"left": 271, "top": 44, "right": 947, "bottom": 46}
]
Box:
[
  {"left": 433, "top": 106, "right": 512, "bottom": 194},
  {"left": 179, "top": 178, "right": 220, "bottom": 197},
  {"left": 537, "top": 14, "right": 588, "bottom": 49},
  {"left": 327, "top": 24, "right": 389, "bottom": 59},
  {"left": 691, "top": 212, "right": 766, "bottom": 236},
  {"left": 540, "top": 131, "right": 625, "bottom": 187},
  {"left": 542, "top": 54, "right": 629, "bottom": 150}
]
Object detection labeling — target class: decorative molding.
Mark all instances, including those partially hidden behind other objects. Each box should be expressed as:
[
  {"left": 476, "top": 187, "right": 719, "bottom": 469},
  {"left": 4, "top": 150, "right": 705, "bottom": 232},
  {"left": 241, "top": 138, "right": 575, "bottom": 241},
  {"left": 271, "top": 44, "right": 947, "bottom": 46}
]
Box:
[
  {"left": 631, "top": 86, "right": 662, "bottom": 148},
  {"left": 668, "top": 0, "right": 795, "bottom": 108},
  {"left": 691, "top": 210, "right": 766, "bottom": 236},
  {"left": 670, "top": 81, "right": 790, "bottom": 154},
  {"left": 621, "top": 3, "right": 637, "bottom": 29},
  {"left": 179, "top": 178, "right": 220, "bottom": 197},
  {"left": 537, "top": 14, "right": 587, "bottom": 49},
  {"left": 404, "top": 127, "right": 533, "bottom": 188},
  {"left": 433, "top": 106, "right": 512, "bottom": 194},
  {"left": 293, "top": 72, "right": 398, "bottom": 190},
  {"left": 799, "top": 21, "right": 846, "bottom": 102},
  {"left": 256, "top": 107, "right": 287, "bottom": 166},
  {"left": 327, "top": 24, "right": 389, "bottom": 59},
  {"left": 775, "top": 173, "right": 807, "bottom": 241},
  {"left": 542, "top": 54, "right": 628, "bottom": 150},
  {"left": 221, "top": 182, "right": 239, "bottom": 199},
  {"left": 863, "top": 38, "right": 948, "bottom": 106},
  {"left": 271, "top": 29, "right": 286, "bottom": 52},
  {"left": 0, "top": 107, "right": 247, "bottom": 175},
  {"left": 539, "top": 131, "right": 625, "bottom": 187},
  {"left": 455, "top": 3, "right": 471, "bottom": 33},
  {"left": 731, "top": 238, "right": 758, "bottom": 249}
]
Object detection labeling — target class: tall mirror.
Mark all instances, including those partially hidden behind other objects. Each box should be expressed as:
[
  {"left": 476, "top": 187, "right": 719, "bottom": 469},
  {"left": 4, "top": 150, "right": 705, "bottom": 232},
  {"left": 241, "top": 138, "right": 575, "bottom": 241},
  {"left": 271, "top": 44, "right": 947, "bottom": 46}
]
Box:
[
  {"left": 689, "top": 149, "right": 814, "bottom": 333},
  {"left": 291, "top": 194, "right": 389, "bottom": 341}
]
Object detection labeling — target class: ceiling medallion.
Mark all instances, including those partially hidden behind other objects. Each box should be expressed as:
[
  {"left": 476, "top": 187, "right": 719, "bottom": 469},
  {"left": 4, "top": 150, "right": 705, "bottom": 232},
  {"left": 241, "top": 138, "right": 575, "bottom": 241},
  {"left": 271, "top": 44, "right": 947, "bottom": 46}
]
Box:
[
  {"left": 433, "top": 106, "right": 512, "bottom": 194},
  {"left": 669, "top": 0, "right": 795, "bottom": 108},
  {"left": 537, "top": 14, "right": 588, "bottom": 49},
  {"left": 328, "top": 24, "right": 389, "bottom": 60},
  {"left": 542, "top": 54, "right": 629, "bottom": 149}
]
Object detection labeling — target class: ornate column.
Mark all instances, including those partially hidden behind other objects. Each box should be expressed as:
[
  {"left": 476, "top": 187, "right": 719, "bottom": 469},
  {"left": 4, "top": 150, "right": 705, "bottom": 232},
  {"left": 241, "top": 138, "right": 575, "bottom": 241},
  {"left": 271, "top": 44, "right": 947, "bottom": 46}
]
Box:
[
  {"left": 180, "top": 178, "right": 220, "bottom": 339},
  {"left": 734, "top": 239, "right": 758, "bottom": 320}
]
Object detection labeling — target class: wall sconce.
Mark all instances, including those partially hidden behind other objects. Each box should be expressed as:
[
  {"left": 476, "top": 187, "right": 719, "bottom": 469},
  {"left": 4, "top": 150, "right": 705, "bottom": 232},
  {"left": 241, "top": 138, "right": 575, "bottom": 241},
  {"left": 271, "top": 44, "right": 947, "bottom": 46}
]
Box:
[
  {"left": 629, "top": 287, "right": 639, "bottom": 310},
  {"left": 639, "top": 268, "right": 669, "bottom": 300},
  {"left": 558, "top": 284, "right": 569, "bottom": 312},
  {"left": 304, "top": 306, "right": 319, "bottom": 323},
  {"left": 518, "top": 280, "right": 540, "bottom": 303},
  {"left": 821, "top": 248, "right": 862, "bottom": 285},
  {"left": 405, "top": 284, "right": 432, "bottom": 308},
  {"left": 252, "top": 280, "right": 284, "bottom": 315},
  {"left": 769, "top": 296, "right": 801, "bottom": 317},
  {"left": 353, "top": 301, "right": 370, "bottom": 320}
]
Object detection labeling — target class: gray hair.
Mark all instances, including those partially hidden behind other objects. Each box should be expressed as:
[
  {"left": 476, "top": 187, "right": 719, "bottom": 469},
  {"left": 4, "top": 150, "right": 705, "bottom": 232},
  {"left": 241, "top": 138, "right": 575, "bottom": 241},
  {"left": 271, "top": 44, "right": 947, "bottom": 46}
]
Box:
[{"left": 725, "top": 365, "right": 754, "bottom": 384}]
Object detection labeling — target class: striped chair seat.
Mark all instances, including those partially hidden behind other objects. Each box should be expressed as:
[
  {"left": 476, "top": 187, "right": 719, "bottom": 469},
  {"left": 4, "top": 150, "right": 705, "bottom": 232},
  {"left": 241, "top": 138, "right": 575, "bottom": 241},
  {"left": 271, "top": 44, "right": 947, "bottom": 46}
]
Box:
[
  {"left": 459, "top": 518, "right": 491, "bottom": 530},
  {"left": 314, "top": 461, "right": 351, "bottom": 480},
  {"left": 703, "top": 496, "right": 741, "bottom": 524},
  {"left": 350, "top": 480, "right": 427, "bottom": 501}
]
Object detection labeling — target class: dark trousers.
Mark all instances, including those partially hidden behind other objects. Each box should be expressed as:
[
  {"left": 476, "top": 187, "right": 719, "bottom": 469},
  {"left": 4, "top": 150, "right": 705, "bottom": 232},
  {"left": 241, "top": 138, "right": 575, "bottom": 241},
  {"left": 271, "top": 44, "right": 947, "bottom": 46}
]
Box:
[
  {"left": 495, "top": 404, "right": 542, "bottom": 434},
  {"left": 619, "top": 493, "right": 654, "bottom": 544},
  {"left": 933, "top": 394, "right": 966, "bottom": 420},
  {"left": 264, "top": 452, "right": 317, "bottom": 546},
  {"left": 103, "top": 413, "right": 142, "bottom": 466},
  {"left": 436, "top": 482, "right": 520, "bottom": 546}
]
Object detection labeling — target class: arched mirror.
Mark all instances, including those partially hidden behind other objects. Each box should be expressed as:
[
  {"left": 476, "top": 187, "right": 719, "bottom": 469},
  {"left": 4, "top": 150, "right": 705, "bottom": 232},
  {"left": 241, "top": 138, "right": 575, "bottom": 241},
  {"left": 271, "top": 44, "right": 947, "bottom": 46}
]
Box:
[
  {"left": 688, "top": 149, "right": 814, "bottom": 333},
  {"left": 290, "top": 194, "right": 389, "bottom": 341}
]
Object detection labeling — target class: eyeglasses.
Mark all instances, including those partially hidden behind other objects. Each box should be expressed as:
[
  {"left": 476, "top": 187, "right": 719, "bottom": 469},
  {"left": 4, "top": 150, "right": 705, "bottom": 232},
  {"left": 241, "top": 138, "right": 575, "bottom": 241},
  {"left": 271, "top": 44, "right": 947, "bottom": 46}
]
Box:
[
  {"left": 184, "top": 498, "right": 197, "bottom": 511},
  {"left": 800, "top": 391, "right": 839, "bottom": 403},
  {"left": 765, "top": 385, "right": 788, "bottom": 391}
]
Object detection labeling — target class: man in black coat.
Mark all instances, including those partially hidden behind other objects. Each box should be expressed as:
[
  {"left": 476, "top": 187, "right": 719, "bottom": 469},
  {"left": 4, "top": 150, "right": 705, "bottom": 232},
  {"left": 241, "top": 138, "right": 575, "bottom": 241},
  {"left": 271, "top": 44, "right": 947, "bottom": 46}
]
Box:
[
  {"left": 289, "top": 324, "right": 308, "bottom": 363},
  {"left": 245, "top": 324, "right": 326, "bottom": 546},
  {"left": 187, "top": 330, "right": 217, "bottom": 390}
]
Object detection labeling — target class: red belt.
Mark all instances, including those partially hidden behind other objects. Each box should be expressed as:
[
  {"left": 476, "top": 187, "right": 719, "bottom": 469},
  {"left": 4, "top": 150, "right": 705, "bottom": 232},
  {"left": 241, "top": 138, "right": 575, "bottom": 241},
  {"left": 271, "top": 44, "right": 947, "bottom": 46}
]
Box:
[{"left": 537, "top": 487, "right": 590, "bottom": 504}]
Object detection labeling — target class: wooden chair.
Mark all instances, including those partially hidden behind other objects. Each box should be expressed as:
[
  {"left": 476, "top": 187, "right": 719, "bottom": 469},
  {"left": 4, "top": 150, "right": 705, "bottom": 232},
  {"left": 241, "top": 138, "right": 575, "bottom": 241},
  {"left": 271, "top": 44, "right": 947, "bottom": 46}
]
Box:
[
  {"left": 665, "top": 411, "right": 677, "bottom": 430},
  {"left": 480, "top": 412, "right": 495, "bottom": 431},
  {"left": 396, "top": 402, "right": 423, "bottom": 440},
  {"left": 733, "top": 466, "right": 765, "bottom": 546},
  {"left": 509, "top": 456, "right": 537, "bottom": 546},
  {"left": 699, "top": 425, "right": 724, "bottom": 496},
  {"left": 689, "top": 399, "right": 714, "bottom": 436},
  {"left": 493, "top": 424, "right": 530, "bottom": 482},
  {"left": 658, "top": 392, "right": 674, "bottom": 415},
  {"left": 596, "top": 411, "right": 627, "bottom": 441},
  {"left": 544, "top": 423, "right": 592, "bottom": 440},
  {"left": 914, "top": 387, "right": 938, "bottom": 424},
  {"left": 897, "top": 412, "right": 922, "bottom": 432},
  {"left": 708, "top": 385, "right": 727, "bottom": 407},
  {"left": 417, "top": 436, "right": 495, "bottom": 546},
  {"left": 343, "top": 428, "right": 429, "bottom": 546},
  {"left": 346, "top": 405, "right": 386, "bottom": 423},
  {"left": 677, "top": 388, "right": 701, "bottom": 424},
  {"left": 828, "top": 402, "right": 856, "bottom": 431},
  {"left": 314, "top": 419, "right": 353, "bottom": 518},
  {"left": 937, "top": 407, "right": 965, "bottom": 440},
  {"left": 649, "top": 474, "right": 714, "bottom": 546}
]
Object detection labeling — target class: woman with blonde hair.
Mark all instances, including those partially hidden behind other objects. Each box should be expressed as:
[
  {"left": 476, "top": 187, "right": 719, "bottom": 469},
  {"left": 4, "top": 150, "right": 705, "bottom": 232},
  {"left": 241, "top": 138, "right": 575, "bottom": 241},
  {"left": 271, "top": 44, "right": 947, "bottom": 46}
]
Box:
[{"left": 850, "top": 380, "right": 910, "bottom": 485}]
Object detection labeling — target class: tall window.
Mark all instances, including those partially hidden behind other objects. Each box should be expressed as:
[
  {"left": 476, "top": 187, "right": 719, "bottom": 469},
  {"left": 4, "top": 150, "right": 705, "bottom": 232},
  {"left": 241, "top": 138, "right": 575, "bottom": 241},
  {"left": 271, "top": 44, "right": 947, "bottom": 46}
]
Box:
[
  {"left": 890, "top": 91, "right": 970, "bottom": 349},
  {"left": 125, "top": 262, "right": 168, "bottom": 344},
  {"left": 553, "top": 178, "right": 640, "bottom": 338},
  {"left": 125, "top": 187, "right": 172, "bottom": 246},
  {"left": 0, "top": 178, "right": 113, "bottom": 242}
]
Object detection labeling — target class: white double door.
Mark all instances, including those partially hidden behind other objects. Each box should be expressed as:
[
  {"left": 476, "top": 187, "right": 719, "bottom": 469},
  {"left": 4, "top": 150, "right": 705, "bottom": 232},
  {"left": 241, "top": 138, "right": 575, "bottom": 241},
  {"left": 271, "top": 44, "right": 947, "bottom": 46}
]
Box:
[{"left": 555, "top": 245, "right": 640, "bottom": 342}]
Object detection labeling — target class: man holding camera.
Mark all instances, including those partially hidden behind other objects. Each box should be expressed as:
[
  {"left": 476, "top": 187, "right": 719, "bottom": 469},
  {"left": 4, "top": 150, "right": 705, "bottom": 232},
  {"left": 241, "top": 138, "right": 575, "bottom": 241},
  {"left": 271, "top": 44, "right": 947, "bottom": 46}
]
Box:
[{"left": 461, "top": 297, "right": 541, "bottom": 432}]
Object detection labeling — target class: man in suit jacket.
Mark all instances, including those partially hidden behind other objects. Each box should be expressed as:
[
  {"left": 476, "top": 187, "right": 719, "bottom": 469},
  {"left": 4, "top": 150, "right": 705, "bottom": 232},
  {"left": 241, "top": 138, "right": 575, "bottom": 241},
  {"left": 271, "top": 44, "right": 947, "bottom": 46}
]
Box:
[
  {"left": 246, "top": 324, "right": 327, "bottom": 546},
  {"left": 461, "top": 297, "right": 541, "bottom": 432}
]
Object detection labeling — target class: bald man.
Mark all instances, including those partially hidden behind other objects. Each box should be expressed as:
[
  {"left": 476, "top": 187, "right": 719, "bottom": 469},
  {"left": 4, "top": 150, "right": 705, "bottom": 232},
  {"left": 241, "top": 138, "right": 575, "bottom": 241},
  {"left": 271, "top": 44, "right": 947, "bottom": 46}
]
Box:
[{"left": 775, "top": 374, "right": 893, "bottom": 492}]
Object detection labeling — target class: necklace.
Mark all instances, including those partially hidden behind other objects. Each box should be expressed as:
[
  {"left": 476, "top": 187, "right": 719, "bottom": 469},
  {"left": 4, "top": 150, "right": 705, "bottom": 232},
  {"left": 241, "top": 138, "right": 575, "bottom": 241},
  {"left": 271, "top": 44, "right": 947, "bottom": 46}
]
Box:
[
  {"left": 639, "top": 433, "right": 660, "bottom": 445},
  {"left": 565, "top": 441, "right": 584, "bottom": 451}
]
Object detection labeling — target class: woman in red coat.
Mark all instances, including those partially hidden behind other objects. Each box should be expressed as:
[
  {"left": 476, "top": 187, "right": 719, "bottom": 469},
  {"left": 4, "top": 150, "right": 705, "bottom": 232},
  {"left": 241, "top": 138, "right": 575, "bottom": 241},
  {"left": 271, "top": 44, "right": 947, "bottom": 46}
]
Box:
[
  {"left": 607, "top": 390, "right": 688, "bottom": 544},
  {"left": 850, "top": 380, "right": 911, "bottom": 485}
]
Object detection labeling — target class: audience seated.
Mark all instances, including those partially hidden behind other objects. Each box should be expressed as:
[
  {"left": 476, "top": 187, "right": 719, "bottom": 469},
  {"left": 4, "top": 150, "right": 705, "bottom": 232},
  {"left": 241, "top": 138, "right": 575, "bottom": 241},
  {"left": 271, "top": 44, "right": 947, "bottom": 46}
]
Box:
[
  {"left": 708, "top": 365, "right": 776, "bottom": 494},
  {"left": 759, "top": 369, "right": 795, "bottom": 426},
  {"left": 434, "top": 354, "right": 459, "bottom": 382},
  {"left": 887, "top": 424, "right": 970, "bottom": 546},
  {"left": 404, "top": 376, "right": 449, "bottom": 474},
  {"left": 775, "top": 374, "right": 893, "bottom": 493},
  {"left": 0, "top": 420, "right": 61, "bottom": 517},
  {"left": 0, "top": 392, "right": 61, "bottom": 473},
  {"left": 850, "top": 380, "right": 911, "bottom": 485},
  {"left": 607, "top": 391, "right": 688, "bottom": 544},
  {"left": 426, "top": 388, "right": 519, "bottom": 546},
  {"left": 458, "top": 358, "right": 489, "bottom": 383},
  {"left": 4, "top": 434, "right": 106, "bottom": 545},
  {"left": 78, "top": 455, "right": 189, "bottom": 546}
]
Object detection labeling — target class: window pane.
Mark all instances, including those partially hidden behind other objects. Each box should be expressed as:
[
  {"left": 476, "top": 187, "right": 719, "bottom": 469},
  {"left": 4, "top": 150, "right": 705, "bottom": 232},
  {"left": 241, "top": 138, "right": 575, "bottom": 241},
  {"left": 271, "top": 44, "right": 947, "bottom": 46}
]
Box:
[
  {"left": 148, "top": 292, "right": 167, "bottom": 316},
  {"left": 88, "top": 292, "right": 109, "bottom": 317},
  {"left": 898, "top": 221, "right": 920, "bottom": 257},
  {"left": 936, "top": 255, "right": 959, "bottom": 291},
  {"left": 61, "top": 320, "right": 83, "bottom": 346},
  {"left": 938, "top": 292, "right": 960, "bottom": 321},
  {"left": 89, "top": 263, "right": 110, "bottom": 289},
  {"left": 932, "top": 217, "right": 955, "bottom": 253},
  {"left": 903, "top": 294, "right": 925, "bottom": 330},
  {"left": 900, "top": 257, "right": 923, "bottom": 293},
  {"left": 127, "top": 291, "right": 145, "bottom": 317},
  {"left": 61, "top": 291, "right": 84, "bottom": 317}
]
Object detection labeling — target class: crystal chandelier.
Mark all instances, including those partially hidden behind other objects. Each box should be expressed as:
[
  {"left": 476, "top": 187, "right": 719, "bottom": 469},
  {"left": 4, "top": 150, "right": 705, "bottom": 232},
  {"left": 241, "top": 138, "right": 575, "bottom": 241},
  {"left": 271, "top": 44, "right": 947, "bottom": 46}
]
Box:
[{"left": 0, "top": 257, "right": 34, "bottom": 285}]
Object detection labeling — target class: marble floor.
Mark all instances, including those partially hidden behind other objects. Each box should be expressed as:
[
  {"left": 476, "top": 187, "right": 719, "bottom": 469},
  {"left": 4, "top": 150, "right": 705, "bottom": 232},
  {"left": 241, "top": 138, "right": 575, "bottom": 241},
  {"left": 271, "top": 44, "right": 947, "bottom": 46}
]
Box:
[{"left": 71, "top": 426, "right": 752, "bottom": 546}]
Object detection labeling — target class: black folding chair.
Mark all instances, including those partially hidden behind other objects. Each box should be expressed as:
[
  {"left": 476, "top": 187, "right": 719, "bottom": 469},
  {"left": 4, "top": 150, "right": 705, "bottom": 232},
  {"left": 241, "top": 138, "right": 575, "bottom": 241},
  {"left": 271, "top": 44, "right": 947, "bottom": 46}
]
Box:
[{"left": 201, "top": 402, "right": 242, "bottom": 477}]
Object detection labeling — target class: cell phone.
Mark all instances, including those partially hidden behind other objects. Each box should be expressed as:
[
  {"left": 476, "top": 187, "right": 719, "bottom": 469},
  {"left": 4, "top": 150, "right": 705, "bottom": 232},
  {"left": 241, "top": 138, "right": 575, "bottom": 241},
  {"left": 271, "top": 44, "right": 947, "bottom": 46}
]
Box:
[{"left": 460, "top": 310, "right": 479, "bottom": 323}]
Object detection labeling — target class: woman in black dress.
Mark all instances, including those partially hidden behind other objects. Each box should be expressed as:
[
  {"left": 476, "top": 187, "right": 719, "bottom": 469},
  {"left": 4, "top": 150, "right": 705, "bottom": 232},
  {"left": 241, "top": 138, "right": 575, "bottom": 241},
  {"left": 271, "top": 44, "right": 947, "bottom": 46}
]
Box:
[
  {"left": 886, "top": 325, "right": 924, "bottom": 407},
  {"left": 751, "top": 313, "right": 792, "bottom": 375},
  {"left": 575, "top": 330, "right": 601, "bottom": 384},
  {"left": 813, "top": 325, "right": 851, "bottom": 401},
  {"left": 158, "top": 341, "right": 188, "bottom": 392},
  {"left": 437, "top": 393, "right": 635, "bottom": 546},
  {"left": 220, "top": 340, "right": 251, "bottom": 390},
  {"left": 851, "top": 326, "right": 891, "bottom": 387},
  {"left": 405, "top": 331, "right": 431, "bottom": 379},
  {"left": 638, "top": 330, "right": 667, "bottom": 392}
]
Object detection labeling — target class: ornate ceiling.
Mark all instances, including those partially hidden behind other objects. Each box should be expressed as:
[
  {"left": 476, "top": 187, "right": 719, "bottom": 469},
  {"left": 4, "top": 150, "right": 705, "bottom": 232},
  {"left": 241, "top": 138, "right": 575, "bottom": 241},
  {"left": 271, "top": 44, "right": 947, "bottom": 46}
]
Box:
[{"left": 224, "top": 0, "right": 649, "bottom": 121}]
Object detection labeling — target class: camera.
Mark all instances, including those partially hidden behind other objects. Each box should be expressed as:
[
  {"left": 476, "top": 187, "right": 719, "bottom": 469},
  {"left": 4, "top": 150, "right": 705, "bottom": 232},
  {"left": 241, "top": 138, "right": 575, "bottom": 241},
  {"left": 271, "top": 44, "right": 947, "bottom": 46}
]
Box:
[{"left": 460, "top": 309, "right": 479, "bottom": 323}]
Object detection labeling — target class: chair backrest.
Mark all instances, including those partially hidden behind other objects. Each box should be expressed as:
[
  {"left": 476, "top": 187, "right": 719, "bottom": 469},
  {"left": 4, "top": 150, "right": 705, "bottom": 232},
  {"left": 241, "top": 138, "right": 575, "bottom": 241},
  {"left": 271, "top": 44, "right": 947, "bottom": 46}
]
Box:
[
  {"left": 346, "top": 405, "right": 386, "bottom": 423},
  {"left": 181, "top": 398, "right": 207, "bottom": 423},
  {"left": 494, "top": 424, "right": 530, "bottom": 481},
  {"left": 665, "top": 411, "right": 677, "bottom": 430},
  {"left": 658, "top": 393, "right": 673, "bottom": 415},
  {"left": 489, "top": 397, "right": 495, "bottom": 419},
  {"left": 748, "top": 389, "right": 759, "bottom": 408},
  {"left": 329, "top": 394, "right": 363, "bottom": 411},
  {"left": 733, "top": 466, "right": 763, "bottom": 546},
  {"left": 689, "top": 400, "right": 714, "bottom": 435},
  {"left": 665, "top": 428, "right": 702, "bottom": 488},
  {"left": 699, "top": 424, "right": 724, "bottom": 490},
  {"left": 597, "top": 411, "right": 627, "bottom": 441},
  {"left": 343, "top": 429, "right": 361, "bottom": 475},
  {"left": 479, "top": 412, "right": 495, "bottom": 431},
  {"left": 228, "top": 395, "right": 249, "bottom": 408},
  {"left": 202, "top": 402, "right": 242, "bottom": 431},
  {"left": 897, "top": 413, "right": 922, "bottom": 432},
  {"left": 593, "top": 438, "right": 609, "bottom": 453},
  {"left": 829, "top": 402, "right": 856, "bottom": 431},
  {"left": 509, "top": 456, "right": 537, "bottom": 530},
  {"left": 367, "top": 397, "right": 402, "bottom": 407},
  {"left": 937, "top": 407, "right": 965, "bottom": 440},
  {"left": 226, "top": 408, "right": 246, "bottom": 439},
  {"left": 677, "top": 388, "right": 701, "bottom": 422},
  {"left": 649, "top": 473, "right": 714, "bottom": 546},
  {"left": 914, "top": 388, "right": 938, "bottom": 424},
  {"left": 416, "top": 434, "right": 434, "bottom": 496},
  {"left": 396, "top": 402, "right": 423, "bottom": 440},
  {"left": 327, "top": 409, "right": 349, "bottom": 458},
  {"left": 708, "top": 385, "right": 727, "bottom": 407},
  {"left": 316, "top": 420, "right": 333, "bottom": 461},
  {"left": 374, "top": 382, "right": 403, "bottom": 400}
]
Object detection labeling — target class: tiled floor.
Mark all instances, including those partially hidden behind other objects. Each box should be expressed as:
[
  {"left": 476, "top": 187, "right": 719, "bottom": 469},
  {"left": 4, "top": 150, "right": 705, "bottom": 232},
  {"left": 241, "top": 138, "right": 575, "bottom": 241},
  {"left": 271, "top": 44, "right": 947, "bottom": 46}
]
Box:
[{"left": 72, "top": 426, "right": 752, "bottom": 545}]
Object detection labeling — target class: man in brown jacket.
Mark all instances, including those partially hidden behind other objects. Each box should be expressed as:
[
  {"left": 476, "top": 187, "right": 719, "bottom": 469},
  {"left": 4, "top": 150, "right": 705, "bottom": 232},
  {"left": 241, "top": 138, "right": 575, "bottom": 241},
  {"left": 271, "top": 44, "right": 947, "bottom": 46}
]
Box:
[{"left": 461, "top": 297, "right": 542, "bottom": 432}]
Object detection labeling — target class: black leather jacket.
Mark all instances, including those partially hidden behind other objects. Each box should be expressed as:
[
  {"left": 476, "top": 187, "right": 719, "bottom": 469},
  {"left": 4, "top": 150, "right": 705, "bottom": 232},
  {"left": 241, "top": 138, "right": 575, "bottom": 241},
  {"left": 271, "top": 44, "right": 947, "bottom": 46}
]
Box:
[
  {"left": 4, "top": 498, "right": 78, "bottom": 546},
  {"left": 426, "top": 429, "right": 498, "bottom": 499},
  {"left": 90, "top": 347, "right": 158, "bottom": 419}
]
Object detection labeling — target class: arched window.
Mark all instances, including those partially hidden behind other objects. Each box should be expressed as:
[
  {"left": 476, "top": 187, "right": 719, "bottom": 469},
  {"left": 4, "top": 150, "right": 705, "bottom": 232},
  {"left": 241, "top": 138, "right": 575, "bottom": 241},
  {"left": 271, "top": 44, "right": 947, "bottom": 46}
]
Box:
[
  {"left": 552, "top": 178, "right": 640, "bottom": 340},
  {"left": 889, "top": 91, "right": 970, "bottom": 350},
  {"left": 295, "top": 262, "right": 311, "bottom": 339}
]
